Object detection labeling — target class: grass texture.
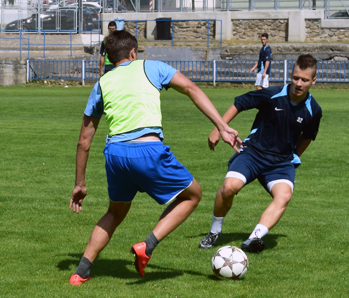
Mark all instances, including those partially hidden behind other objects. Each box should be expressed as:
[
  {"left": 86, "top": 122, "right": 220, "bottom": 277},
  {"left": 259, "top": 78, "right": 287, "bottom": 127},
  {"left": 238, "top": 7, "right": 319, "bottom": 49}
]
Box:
[{"left": 0, "top": 85, "right": 348, "bottom": 298}]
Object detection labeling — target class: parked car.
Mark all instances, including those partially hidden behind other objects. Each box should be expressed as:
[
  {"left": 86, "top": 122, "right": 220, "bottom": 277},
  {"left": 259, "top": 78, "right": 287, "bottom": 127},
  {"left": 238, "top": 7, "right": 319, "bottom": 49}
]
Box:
[
  {"left": 46, "top": 0, "right": 77, "bottom": 10},
  {"left": 61, "top": 5, "right": 99, "bottom": 29},
  {"left": 329, "top": 11, "right": 349, "bottom": 19},
  {"left": 5, "top": 8, "right": 93, "bottom": 31},
  {"left": 47, "top": 0, "right": 102, "bottom": 11}
]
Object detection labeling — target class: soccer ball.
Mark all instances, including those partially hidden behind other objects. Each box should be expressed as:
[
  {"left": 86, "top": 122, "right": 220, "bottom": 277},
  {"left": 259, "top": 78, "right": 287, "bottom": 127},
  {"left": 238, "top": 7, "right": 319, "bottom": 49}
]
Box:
[{"left": 211, "top": 245, "right": 249, "bottom": 280}]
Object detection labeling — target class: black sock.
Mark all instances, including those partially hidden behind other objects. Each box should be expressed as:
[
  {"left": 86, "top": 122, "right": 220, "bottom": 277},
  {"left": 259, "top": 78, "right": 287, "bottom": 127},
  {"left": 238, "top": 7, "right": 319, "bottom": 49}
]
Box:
[
  {"left": 75, "top": 256, "right": 93, "bottom": 278},
  {"left": 144, "top": 232, "right": 160, "bottom": 257}
]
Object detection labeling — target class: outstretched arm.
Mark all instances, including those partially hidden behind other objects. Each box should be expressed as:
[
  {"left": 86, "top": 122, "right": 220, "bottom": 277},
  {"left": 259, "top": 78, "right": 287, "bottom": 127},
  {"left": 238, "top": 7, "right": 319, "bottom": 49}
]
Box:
[
  {"left": 69, "top": 115, "right": 100, "bottom": 213},
  {"left": 208, "top": 104, "right": 239, "bottom": 151},
  {"left": 168, "top": 71, "right": 242, "bottom": 152}
]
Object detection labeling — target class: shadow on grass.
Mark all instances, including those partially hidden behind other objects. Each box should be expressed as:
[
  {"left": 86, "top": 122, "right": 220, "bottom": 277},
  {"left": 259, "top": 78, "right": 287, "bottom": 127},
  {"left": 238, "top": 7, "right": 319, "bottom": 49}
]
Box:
[
  {"left": 57, "top": 254, "right": 207, "bottom": 284},
  {"left": 195, "top": 232, "right": 287, "bottom": 251}
]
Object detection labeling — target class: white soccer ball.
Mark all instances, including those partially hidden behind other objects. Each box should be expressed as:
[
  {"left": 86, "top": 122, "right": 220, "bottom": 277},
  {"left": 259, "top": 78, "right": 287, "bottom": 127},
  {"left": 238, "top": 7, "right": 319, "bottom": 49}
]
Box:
[{"left": 211, "top": 245, "right": 249, "bottom": 280}]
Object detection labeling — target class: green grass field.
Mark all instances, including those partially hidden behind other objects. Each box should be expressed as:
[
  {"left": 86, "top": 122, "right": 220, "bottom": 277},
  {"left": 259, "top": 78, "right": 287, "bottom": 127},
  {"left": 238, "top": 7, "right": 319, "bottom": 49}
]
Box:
[{"left": 0, "top": 85, "right": 348, "bottom": 297}]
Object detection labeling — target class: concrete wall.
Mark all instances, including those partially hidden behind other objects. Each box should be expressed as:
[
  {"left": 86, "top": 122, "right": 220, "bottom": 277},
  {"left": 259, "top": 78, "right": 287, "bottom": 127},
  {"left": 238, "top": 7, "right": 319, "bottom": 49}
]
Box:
[
  {"left": 0, "top": 58, "right": 26, "bottom": 86},
  {"left": 101, "top": 10, "right": 349, "bottom": 42}
]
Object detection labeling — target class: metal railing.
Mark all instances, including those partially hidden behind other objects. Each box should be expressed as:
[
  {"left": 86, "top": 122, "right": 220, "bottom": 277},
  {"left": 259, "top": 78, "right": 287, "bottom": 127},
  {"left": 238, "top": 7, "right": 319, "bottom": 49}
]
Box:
[
  {"left": 1, "top": 0, "right": 347, "bottom": 34},
  {"left": 27, "top": 60, "right": 349, "bottom": 85},
  {"left": 0, "top": 19, "right": 222, "bottom": 59},
  {"left": 0, "top": 35, "right": 30, "bottom": 58}
]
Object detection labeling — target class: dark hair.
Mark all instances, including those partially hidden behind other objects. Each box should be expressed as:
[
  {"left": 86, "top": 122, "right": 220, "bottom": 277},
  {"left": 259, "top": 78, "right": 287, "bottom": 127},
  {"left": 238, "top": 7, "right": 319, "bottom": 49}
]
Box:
[
  {"left": 261, "top": 33, "right": 268, "bottom": 39},
  {"left": 108, "top": 21, "right": 116, "bottom": 28},
  {"left": 105, "top": 30, "right": 138, "bottom": 65},
  {"left": 295, "top": 54, "right": 317, "bottom": 77}
]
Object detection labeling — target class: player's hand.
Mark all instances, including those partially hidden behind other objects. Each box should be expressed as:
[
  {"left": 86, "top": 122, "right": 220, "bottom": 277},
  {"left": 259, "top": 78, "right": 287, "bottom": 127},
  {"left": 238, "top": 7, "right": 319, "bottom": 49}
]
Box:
[
  {"left": 262, "top": 73, "right": 266, "bottom": 78},
  {"left": 219, "top": 127, "right": 242, "bottom": 153},
  {"left": 69, "top": 185, "right": 87, "bottom": 213},
  {"left": 208, "top": 128, "right": 221, "bottom": 151}
]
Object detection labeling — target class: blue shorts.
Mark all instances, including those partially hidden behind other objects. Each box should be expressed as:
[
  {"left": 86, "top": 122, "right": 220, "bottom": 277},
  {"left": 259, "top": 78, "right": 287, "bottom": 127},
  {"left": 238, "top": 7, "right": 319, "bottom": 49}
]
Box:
[
  {"left": 104, "top": 141, "right": 193, "bottom": 204},
  {"left": 227, "top": 150, "right": 295, "bottom": 193}
]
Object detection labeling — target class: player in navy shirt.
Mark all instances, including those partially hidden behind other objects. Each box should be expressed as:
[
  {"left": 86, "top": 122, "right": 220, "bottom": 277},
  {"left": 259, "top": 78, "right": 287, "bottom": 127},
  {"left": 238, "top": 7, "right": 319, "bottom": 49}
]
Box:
[
  {"left": 199, "top": 54, "right": 322, "bottom": 253},
  {"left": 250, "top": 33, "right": 272, "bottom": 89}
]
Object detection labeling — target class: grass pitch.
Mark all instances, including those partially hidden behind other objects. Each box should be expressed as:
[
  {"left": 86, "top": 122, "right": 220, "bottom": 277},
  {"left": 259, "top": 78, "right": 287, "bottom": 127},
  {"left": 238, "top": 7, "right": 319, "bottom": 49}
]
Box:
[{"left": 0, "top": 85, "right": 348, "bottom": 297}]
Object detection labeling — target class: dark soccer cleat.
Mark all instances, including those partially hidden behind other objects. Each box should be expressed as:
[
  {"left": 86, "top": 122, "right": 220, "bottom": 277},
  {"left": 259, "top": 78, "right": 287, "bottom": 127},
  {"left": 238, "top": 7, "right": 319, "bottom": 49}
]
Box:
[
  {"left": 240, "top": 237, "right": 265, "bottom": 253},
  {"left": 199, "top": 232, "right": 222, "bottom": 249},
  {"left": 69, "top": 274, "right": 91, "bottom": 285},
  {"left": 131, "top": 242, "right": 151, "bottom": 277}
]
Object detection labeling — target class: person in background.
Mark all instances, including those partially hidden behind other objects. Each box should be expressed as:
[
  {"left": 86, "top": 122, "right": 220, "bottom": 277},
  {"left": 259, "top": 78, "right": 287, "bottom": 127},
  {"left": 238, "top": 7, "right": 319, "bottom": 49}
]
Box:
[
  {"left": 250, "top": 33, "right": 272, "bottom": 90},
  {"left": 99, "top": 21, "right": 117, "bottom": 76}
]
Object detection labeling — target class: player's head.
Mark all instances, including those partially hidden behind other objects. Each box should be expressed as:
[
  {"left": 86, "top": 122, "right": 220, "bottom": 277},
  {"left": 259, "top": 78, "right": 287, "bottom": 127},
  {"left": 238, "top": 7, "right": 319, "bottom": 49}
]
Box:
[
  {"left": 260, "top": 33, "right": 268, "bottom": 46},
  {"left": 108, "top": 21, "right": 117, "bottom": 34},
  {"left": 294, "top": 54, "right": 317, "bottom": 78},
  {"left": 105, "top": 30, "right": 138, "bottom": 65},
  {"left": 290, "top": 54, "right": 317, "bottom": 99}
]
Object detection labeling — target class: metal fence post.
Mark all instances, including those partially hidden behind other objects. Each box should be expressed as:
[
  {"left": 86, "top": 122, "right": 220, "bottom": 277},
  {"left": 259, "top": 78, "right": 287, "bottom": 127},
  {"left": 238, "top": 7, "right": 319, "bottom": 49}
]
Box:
[
  {"left": 82, "top": 60, "right": 85, "bottom": 86},
  {"left": 43, "top": 32, "right": 46, "bottom": 58},
  {"left": 171, "top": 20, "right": 174, "bottom": 47},
  {"left": 220, "top": 20, "right": 222, "bottom": 46},
  {"left": 284, "top": 60, "right": 287, "bottom": 84},
  {"left": 207, "top": 20, "right": 210, "bottom": 48},
  {"left": 20, "top": 31, "right": 22, "bottom": 59},
  {"left": 70, "top": 32, "right": 73, "bottom": 57},
  {"left": 213, "top": 60, "right": 216, "bottom": 86},
  {"left": 27, "top": 60, "right": 29, "bottom": 83}
]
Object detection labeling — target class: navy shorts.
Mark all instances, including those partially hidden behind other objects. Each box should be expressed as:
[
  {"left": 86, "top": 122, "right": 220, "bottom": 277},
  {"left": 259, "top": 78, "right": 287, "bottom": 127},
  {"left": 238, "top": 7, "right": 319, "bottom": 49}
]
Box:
[
  {"left": 104, "top": 141, "right": 193, "bottom": 204},
  {"left": 226, "top": 150, "right": 295, "bottom": 193}
]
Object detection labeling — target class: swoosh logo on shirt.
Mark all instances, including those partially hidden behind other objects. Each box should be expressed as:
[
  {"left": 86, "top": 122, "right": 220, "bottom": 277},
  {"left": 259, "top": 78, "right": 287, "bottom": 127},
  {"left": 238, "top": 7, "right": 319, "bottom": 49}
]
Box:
[{"left": 275, "top": 107, "right": 284, "bottom": 111}]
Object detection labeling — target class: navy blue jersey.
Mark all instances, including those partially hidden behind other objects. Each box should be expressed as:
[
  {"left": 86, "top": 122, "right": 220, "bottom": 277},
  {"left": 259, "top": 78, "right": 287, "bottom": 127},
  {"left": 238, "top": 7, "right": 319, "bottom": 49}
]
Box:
[
  {"left": 257, "top": 45, "right": 272, "bottom": 75},
  {"left": 234, "top": 84, "right": 322, "bottom": 163}
]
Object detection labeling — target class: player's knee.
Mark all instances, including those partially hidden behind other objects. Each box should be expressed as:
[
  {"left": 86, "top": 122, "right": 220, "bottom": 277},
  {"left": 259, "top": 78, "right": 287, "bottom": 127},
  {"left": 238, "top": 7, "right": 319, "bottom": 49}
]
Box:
[
  {"left": 274, "top": 192, "right": 292, "bottom": 206},
  {"left": 220, "top": 179, "right": 241, "bottom": 199}
]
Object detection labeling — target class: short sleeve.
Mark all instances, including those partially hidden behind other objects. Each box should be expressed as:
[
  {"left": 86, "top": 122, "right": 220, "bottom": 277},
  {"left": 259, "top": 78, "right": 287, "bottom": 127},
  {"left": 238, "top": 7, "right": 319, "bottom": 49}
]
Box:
[
  {"left": 84, "top": 82, "right": 104, "bottom": 118},
  {"left": 144, "top": 60, "right": 178, "bottom": 91}
]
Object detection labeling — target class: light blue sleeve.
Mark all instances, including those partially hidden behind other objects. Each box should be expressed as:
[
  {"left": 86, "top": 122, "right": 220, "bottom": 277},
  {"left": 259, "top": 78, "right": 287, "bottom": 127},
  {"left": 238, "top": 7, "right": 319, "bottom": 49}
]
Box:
[
  {"left": 291, "top": 153, "right": 301, "bottom": 168},
  {"left": 84, "top": 82, "right": 104, "bottom": 118},
  {"left": 144, "top": 60, "right": 178, "bottom": 91}
]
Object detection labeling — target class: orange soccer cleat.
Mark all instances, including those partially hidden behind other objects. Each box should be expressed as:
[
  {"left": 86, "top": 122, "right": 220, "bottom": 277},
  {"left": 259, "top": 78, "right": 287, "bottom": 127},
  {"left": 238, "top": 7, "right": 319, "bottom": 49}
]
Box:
[
  {"left": 69, "top": 274, "right": 91, "bottom": 285},
  {"left": 131, "top": 242, "right": 151, "bottom": 277}
]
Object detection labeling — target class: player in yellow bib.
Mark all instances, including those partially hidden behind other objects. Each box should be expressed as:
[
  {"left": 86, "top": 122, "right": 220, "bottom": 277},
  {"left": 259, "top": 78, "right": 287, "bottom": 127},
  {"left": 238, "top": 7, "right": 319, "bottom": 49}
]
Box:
[{"left": 69, "top": 30, "right": 242, "bottom": 285}]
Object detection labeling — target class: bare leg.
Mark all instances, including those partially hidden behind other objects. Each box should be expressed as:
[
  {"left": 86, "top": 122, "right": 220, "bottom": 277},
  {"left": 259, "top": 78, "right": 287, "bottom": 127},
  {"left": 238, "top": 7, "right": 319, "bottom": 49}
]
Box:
[
  {"left": 151, "top": 178, "right": 202, "bottom": 241},
  {"left": 258, "top": 183, "right": 293, "bottom": 230},
  {"left": 213, "top": 177, "right": 245, "bottom": 217},
  {"left": 83, "top": 201, "right": 131, "bottom": 262}
]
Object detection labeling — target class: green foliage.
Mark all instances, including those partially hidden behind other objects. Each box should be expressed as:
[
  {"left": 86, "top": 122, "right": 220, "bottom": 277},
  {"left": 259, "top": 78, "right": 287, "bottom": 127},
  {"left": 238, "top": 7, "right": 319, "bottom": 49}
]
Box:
[{"left": 0, "top": 86, "right": 348, "bottom": 297}]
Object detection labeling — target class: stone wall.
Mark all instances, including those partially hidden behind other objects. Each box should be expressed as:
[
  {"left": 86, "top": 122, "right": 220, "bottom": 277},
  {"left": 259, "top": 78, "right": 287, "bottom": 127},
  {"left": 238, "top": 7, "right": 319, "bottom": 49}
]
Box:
[
  {"left": 103, "top": 10, "right": 349, "bottom": 42},
  {"left": 0, "top": 58, "right": 26, "bottom": 86},
  {"left": 305, "top": 19, "right": 349, "bottom": 41},
  {"left": 173, "top": 21, "right": 215, "bottom": 40},
  {"left": 124, "top": 21, "right": 146, "bottom": 38},
  {"left": 124, "top": 20, "right": 215, "bottom": 41},
  {"left": 231, "top": 19, "right": 288, "bottom": 41}
]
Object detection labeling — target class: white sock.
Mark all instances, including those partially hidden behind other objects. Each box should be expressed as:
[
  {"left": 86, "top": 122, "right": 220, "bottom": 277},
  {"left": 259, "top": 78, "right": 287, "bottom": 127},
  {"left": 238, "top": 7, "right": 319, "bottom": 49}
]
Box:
[
  {"left": 210, "top": 215, "right": 225, "bottom": 234},
  {"left": 249, "top": 224, "right": 269, "bottom": 239}
]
